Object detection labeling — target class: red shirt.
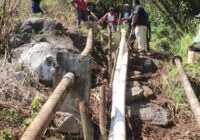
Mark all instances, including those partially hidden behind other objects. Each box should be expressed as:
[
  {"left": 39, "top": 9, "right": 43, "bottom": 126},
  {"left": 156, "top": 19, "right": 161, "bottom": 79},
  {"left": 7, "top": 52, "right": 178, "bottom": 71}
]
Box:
[{"left": 73, "top": 0, "right": 87, "bottom": 11}]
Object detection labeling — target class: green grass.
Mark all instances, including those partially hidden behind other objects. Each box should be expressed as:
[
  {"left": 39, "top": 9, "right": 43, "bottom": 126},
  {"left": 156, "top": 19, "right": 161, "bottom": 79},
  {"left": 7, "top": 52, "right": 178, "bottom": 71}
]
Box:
[
  {"left": 0, "top": 129, "right": 13, "bottom": 140},
  {"left": 162, "top": 63, "right": 185, "bottom": 108},
  {"left": 0, "top": 105, "right": 23, "bottom": 124}
]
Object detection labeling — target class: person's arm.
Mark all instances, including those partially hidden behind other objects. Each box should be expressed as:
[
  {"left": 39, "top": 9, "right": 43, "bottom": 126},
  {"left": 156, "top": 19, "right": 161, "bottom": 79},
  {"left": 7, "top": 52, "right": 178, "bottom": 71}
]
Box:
[
  {"left": 97, "top": 13, "right": 108, "bottom": 24},
  {"left": 131, "top": 6, "right": 139, "bottom": 26},
  {"left": 132, "top": 14, "right": 138, "bottom": 25},
  {"left": 71, "top": 0, "right": 77, "bottom": 9},
  {"left": 84, "top": 0, "right": 87, "bottom": 5},
  {"left": 122, "top": 13, "right": 133, "bottom": 21}
]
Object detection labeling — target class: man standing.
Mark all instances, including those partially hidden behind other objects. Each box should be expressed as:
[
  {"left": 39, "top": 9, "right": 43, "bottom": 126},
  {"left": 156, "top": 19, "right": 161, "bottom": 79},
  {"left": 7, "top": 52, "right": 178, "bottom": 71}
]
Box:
[
  {"left": 132, "top": 0, "right": 148, "bottom": 54},
  {"left": 31, "top": 0, "right": 43, "bottom": 14},
  {"left": 122, "top": 4, "right": 132, "bottom": 31},
  {"left": 71, "top": 0, "right": 88, "bottom": 30},
  {"left": 188, "top": 13, "right": 200, "bottom": 63}
]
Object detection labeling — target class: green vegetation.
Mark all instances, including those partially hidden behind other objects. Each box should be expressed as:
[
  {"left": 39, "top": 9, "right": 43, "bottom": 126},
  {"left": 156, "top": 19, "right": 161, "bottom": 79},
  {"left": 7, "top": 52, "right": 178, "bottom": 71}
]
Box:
[
  {"left": 139, "top": 0, "right": 200, "bottom": 110},
  {"left": 0, "top": 105, "right": 23, "bottom": 124},
  {"left": 0, "top": 129, "right": 13, "bottom": 140}
]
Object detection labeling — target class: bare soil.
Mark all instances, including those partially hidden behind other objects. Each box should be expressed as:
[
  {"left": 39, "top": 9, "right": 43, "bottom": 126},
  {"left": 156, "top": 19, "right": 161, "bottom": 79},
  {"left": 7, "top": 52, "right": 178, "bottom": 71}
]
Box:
[{"left": 89, "top": 52, "right": 200, "bottom": 140}]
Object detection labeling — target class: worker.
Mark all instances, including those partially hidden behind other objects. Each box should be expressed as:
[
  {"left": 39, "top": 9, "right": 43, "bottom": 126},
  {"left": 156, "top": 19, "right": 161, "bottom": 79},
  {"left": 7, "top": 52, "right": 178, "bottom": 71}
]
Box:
[
  {"left": 131, "top": 0, "right": 148, "bottom": 55},
  {"left": 71, "top": 0, "right": 88, "bottom": 31},
  {"left": 188, "top": 13, "right": 200, "bottom": 63},
  {"left": 31, "top": 0, "right": 43, "bottom": 14},
  {"left": 122, "top": 4, "right": 132, "bottom": 31},
  {"left": 97, "top": 7, "right": 118, "bottom": 32}
]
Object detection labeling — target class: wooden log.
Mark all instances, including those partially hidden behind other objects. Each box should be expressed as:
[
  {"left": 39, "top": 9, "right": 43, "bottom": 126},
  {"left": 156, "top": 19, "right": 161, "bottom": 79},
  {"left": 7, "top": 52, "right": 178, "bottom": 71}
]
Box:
[
  {"left": 20, "top": 73, "right": 74, "bottom": 140},
  {"left": 99, "top": 85, "right": 107, "bottom": 140},
  {"left": 108, "top": 27, "right": 112, "bottom": 81},
  {"left": 81, "top": 28, "right": 93, "bottom": 56},
  {"left": 173, "top": 57, "right": 200, "bottom": 129},
  {"left": 79, "top": 100, "right": 94, "bottom": 140}
]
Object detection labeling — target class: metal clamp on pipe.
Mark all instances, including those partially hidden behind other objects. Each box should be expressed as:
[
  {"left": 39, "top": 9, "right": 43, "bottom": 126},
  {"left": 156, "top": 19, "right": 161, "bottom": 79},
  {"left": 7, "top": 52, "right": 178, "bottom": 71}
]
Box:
[{"left": 172, "top": 56, "right": 200, "bottom": 129}]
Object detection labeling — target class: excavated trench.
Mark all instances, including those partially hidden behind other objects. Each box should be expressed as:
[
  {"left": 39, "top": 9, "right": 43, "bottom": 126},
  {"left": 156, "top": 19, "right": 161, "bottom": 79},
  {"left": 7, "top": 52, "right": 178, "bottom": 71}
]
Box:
[
  {"left": 90, "top": 49, "right": 200, "bottom": 140},
  {"left": 1, "top": 17, "right": 200, "bottom": 140}
]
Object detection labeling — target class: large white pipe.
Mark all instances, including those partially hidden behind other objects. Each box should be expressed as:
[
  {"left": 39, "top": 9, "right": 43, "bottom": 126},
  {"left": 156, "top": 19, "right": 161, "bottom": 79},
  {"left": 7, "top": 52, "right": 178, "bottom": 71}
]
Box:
[{"left": 109, "top": 30, "right": 128, "bottom": 140}]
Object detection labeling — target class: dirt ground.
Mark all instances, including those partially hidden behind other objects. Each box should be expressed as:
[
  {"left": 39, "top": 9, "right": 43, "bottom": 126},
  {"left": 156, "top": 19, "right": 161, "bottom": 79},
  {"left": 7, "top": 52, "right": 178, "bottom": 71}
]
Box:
[
  {"left": 0, "top": 33, "right": 200, "bottom": 140},
  {"left": 89, "top": 52, "right": 200, "bottom": 140}
]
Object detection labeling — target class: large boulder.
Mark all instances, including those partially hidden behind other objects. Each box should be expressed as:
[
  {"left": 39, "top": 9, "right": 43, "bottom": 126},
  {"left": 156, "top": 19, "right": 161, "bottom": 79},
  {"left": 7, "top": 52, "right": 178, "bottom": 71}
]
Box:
[
  {"left": 128, "top": 102, "right": 170, "bottom": 126},
  {"left": 11, "top": 17, "right": 79, "bottom": 85}
]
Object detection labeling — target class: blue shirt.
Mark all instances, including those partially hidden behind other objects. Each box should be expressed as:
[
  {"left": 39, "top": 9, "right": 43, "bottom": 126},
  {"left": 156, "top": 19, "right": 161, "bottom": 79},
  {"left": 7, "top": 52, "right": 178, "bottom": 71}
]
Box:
[{"left": 123, "top": 10, "right": 131, "bottom": 28}]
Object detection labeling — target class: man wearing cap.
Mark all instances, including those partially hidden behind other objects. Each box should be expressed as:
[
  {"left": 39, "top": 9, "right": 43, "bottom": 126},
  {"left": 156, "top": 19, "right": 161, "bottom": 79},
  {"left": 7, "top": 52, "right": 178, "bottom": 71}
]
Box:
[
  {"left": 187, "top": 13, "right": 200, "bottom": 63},
  {"left": 131, "top": 0, "right": 148, "bottom": 54},
  {"left": 122, "top": 4, "right": 132, "bottom": 31},
  {"left": 71, "top": 0, "right": 88, "bottom": 30}
]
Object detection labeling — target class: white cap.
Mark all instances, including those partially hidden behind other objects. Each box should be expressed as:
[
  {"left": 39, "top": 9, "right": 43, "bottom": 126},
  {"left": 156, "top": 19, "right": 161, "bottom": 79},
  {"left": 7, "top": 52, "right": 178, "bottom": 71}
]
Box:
[{"left": 123, "top": 3, "right": 130, "bottom": 7}]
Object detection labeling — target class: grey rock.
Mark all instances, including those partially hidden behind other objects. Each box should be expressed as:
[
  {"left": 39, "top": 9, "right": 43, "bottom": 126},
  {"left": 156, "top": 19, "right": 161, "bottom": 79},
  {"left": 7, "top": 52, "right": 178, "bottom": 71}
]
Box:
[
  {"left": 133, "top": 71, "right": 142, "bottom": 76},
  {"left": 142, "top": 59, "right": 157, "bottom": 73},
  {"left": 126, "top": 87, "right": 144, "bottom": 104},
  {"left": 129, "top": 103, "right": 169, "bottom": 126},
  {"left": 11, "top": 17, "right": 80, "bottom": 86},
  {"left": 54, "top": 112, "right": 80, "bottom": 133},
  {"left": 127, "top": 81, "right": 141, "bottom": 87},
  {"left": 142, "top": 85, "right": 153, "bottom": 97}
]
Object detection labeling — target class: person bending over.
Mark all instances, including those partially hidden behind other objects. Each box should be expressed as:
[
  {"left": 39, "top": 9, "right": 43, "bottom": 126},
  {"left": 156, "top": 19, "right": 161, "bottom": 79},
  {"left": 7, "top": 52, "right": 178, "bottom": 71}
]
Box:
[{"left": 97, "top": 7, "right": 118, "bottom": 32}]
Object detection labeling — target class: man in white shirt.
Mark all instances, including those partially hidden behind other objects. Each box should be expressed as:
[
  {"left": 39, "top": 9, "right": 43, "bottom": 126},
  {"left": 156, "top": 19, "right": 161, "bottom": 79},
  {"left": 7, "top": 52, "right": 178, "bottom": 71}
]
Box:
[{"left": 188, "top": 13, "right": 200, "bottom": 63}]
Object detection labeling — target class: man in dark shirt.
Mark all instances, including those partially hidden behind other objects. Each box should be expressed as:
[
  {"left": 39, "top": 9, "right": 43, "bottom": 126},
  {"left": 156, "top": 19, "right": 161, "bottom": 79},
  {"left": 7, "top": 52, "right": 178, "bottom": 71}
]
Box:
[
  {"left": 132, "top": 0, "right": 148, "bottom": 53},
  {"left": 31, "top": 0, "right": 43, "bottom": 14}
]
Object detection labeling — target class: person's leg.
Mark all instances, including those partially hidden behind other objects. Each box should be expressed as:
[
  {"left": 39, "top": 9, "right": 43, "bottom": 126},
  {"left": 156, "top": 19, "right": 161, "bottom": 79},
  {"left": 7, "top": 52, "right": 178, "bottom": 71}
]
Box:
[
  {"left": 191, "top": 43, "right": 200, "bottom": 52},
  {"left": 188, "top": 50, "right": 196, "bottom": 63},
  {"left": 31, "top": 1, "right": 38, "bottom": 13},
  {"left": 81, "top": 12, "right": 90, "bottom": 28},
  {"left": 109, "top": 22, "right": 116, "bottom": 32},
  {"left": 135, "top": 26, "right": 148, "bottom": 52},
  {"left": 31, "top": 1, "right": 43, "bottom": 14},
  {"left": 77, "top": 9, "right": 82, "bottom": 30}
]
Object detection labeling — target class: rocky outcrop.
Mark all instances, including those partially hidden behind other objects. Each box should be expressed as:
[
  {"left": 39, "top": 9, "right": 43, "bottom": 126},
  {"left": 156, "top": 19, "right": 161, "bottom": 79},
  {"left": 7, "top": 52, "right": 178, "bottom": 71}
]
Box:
[{"left": 11, "top": 17, "right": 79, "bottom": 85}]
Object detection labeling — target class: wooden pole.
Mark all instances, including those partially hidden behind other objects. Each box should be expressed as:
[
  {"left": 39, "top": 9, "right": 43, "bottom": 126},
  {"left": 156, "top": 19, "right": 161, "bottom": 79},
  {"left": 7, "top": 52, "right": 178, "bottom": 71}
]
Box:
[
  {"left": 20, "top": 73, "right": 74, "bottom": 140},
  {"left": 80, "top": 28, "right": 94, "bottom": 139},
  {"left": 99, "top": 85, "right": 107, "bottom": 140},
  {"left": 108, "top": 27, "right": 112, "bottom": 82},
  {"left": 81, "top": 28, "right": 93, "bottom": 56},
  {"left": 173, "top": 56, "right": 200, "bottom": 129},
  {"left": 79, "top": 100, "right": 94, "bottom": 140}
]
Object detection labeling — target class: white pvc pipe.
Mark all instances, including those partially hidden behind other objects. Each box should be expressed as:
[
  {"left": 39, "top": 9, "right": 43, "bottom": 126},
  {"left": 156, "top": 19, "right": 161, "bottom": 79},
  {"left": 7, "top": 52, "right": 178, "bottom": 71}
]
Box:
[{"left": 109, "top": 30, "right": 128, "bottom": 140}]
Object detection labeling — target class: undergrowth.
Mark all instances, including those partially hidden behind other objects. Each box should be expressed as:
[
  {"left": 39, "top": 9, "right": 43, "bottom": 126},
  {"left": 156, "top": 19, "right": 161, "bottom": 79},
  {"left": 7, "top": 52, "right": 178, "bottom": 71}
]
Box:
[{"left": 152, "top": 19, "right": 200, "bottom": 112}]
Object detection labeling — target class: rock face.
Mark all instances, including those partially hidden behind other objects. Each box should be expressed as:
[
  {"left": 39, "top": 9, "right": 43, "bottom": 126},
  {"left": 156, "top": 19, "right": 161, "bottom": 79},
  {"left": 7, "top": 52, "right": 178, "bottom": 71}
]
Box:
[
  {"left": 128, "top": 102, "right": 170, "bottom": 126},
  {"left": 11, "top": 17, "right": 79, "bottom": 85},
  {"left": 126, "top": 85, "right": 154, "bottom": 104},
  {"left": 54, "top": 112, "right": 80, "bottom": 133}
]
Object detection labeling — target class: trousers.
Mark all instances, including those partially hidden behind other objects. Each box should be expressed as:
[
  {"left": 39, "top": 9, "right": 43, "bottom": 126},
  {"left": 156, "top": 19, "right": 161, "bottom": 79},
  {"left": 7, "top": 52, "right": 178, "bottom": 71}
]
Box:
[{"left": 135, "top": 25, "right": 147, "bottom": 51}]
